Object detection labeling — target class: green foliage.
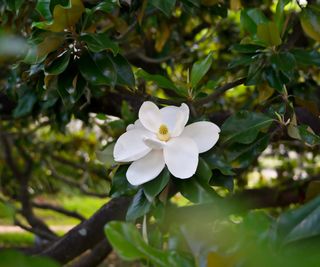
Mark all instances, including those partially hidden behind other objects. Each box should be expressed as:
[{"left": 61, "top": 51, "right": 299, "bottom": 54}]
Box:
[
  {"left": 105, "top": 221, "right": 194, "bottom": 267},
  {"left": 1, "top": 0, "right": 320, "bottom": 266},
  {"left": 0, "top": 250, "right": 60, "bottom": 267}
]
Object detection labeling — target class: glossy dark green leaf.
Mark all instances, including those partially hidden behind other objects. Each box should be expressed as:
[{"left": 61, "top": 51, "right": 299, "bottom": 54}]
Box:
[
  {"left": 276, "top": 195, "right": 320, "bottom": 244},
  {"left": 231, "top": 44, "right": 265, "bottom": 54},
  {"left": 105, "top": 221, "right": 195, "bottom": 267},
  {"left": 126, "top": 189, "right": 152, "bottom": 221},
  {"left": 226, "top": 134, "right": 270, "bottom": 169},
  {"left": 240, "top": 9, "right": 257, "bottom": 35},
  {"left": 36, "top": 0, "right": 51, "bottom": 19},
  {"left": 150, "top": 0, "right": 176, "bottom": 17},
  {"left": 45, "top": 50, "right": 70, "bottom": 75},
  {"left": 143, "top": 168, "right": 170, "bottom": 201},
  {"left": 240, "top": 8, "right": 268, "bottom": 35},
  {"left": 291, "top": 49, "right": 320, "bottom": 66},
  {"left": 190, "top": 53, "right": 213, "bottom": 88},
  {"left": 175, "top": 176, "right": 218, "bottom": 204},
  {"left": 264, "top": 67, "right": 285, "bottom": 93},
  {"left": 13, "top": 91, "right": 37, "bottom": 118},
  {"left": 109, "top": 54, "right": 135, "bottom": 87},
  {"left": 270, "top": 52, "right": 296, "bottom": 72},
  {"left": 195, "top": 158, "right": 212, "bottom": 184},
  {"left": 78, "top": 52, "right": 116, "bottom": 86},
  {"left": 110, "top": 165, "right": 136, "bottom": 198},
  {"left": 221, "top": 111, "right": 273, "bottom": 144},
  {"left": 80, "top": 33, "right": 119, "bottom": 55},
  {"left": 228, "top": 54, "right": 256, "bottom": 68},
  {"left": 202, "top": 152, "right": 235, "bottom": 175}
]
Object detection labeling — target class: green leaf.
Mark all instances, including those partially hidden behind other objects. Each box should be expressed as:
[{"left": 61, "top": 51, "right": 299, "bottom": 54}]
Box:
[
  {"left": 175, "top": 176, "right": 218, "bottom": 204},
  {"left": 270, "top": 52, "right": 296, "bottom": 72},
  {"left": 126, "top": 189, "right": 152, "bottom": 221},
  {"left": 150, "top": 0, "right": 176, "bottom": 17},
  {"left": 13, "top": 91, "right": 37, "bottom": 118},
  {"left": 264, "top": 66, "right": 285, "bottom": 93},
  {"left": 221, "top": 111, "right": 273, "bottom": 144},
  {"left": 109, "top": 54, "right": 135, "bottom": 87},
  {"left": 276, "top": 195, "right": 320, "bottom": 244},
  {"left": 202, "top": 152, "right": 235, "bottom": 175},
  {"left": 143, "top": 169, "right": 170, "bottom": 201},
  {"left": 300, "top": 5, "right": 320, "bottom": 42},
  {"left": 297, "top": 125, "right": 320, "bottom": 146},
  {"left": 96, "top": 142, "right": 116, "bottom": 168},
  {"left": 105, "top": 221, "right": 194, "bottom": 267},
  {"left": 136, "top": 69, "right": 186, "bottom": 96},
  {"left": 110, "top": 165, "right": 136, "bottom": 198},
  {"left": 45, "top": 50, "right": 70, "bottom": 75},
  {"left": 275, "top": 0, "right": 291, "bottom": 32},
  {"left": 80, "top": 33, "right": 119, "bottom": 55},
  {"left": 195, "top": 158, "right": 212, "bottom": 184},
  {"left": 231, "top": 44, "right": 265, "bottom": 54},
  {"left": 291, "top": 49, "right": 320, "bottom": 66},
  {"left": 32, "top": 0, "right": 85, "bottom": 32},
  {"left": 225, "top": 134, "right": 270, "bottom": 169},
  {"left": 240, "top": 8, "right": 268, "bottom": 35},
  {"left": 78, "top": 52, "right": 116, "bottom": 86},
  {"left": 190, "top": 53, "right": 213, "bottom": 88},
  {"left": 257, "top": 22, "right": 282, "bottom": 47},
  {"left": 104, "top": 222, "right": 145, "bottom": 261}
]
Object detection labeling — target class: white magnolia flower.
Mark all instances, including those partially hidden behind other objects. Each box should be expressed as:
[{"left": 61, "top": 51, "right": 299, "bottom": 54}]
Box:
[{"left": 113, "top": 101, "right": 220, "bottom": 185}]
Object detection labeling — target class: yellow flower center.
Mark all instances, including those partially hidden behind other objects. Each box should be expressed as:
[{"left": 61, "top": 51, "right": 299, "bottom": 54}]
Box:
[{"left": 157, "top": 124, "right": 170, "bottom": 141}]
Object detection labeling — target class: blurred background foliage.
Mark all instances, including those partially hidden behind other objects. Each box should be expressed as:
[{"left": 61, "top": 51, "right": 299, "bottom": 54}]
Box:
[{"left": 0, "top": 0, "right": 320, "bottom": 266}]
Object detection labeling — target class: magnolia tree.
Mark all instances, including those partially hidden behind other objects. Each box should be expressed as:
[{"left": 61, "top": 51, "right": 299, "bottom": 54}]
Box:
[{"left": 1, "top": 0, "right": 320, "bottom": 266}]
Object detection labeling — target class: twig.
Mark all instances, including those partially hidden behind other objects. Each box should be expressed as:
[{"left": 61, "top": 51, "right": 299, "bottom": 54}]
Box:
[
  {"left": 32, "top": 202, "right": 86, "bottom": 222},
  {"left": 194, "top": 78, "right": 246, "bottom": 106}
]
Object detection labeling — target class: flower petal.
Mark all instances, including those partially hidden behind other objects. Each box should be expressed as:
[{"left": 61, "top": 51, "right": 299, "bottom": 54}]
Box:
[
  {"left": 113, "top": 129, "right": 152, "bottom": 162},
  {"left": 164, "top": 137, "right": 198, "bottom": 179},
  {"left": 180, "top": 121, "right": 220, "bottom": 153},
  {"left": 143, "top": 137, "right": 165, "bottom": 150},
  {"left": 139, "top": 101, "right": 162, "bottom": 133},
  {"left": 126, "top": 119, "right": 144, "bottom": 131},
  {"left": 126, "top": 150, "right": 165, "bottom": 185},
  {"left": 160, "top": 103, "right": 189, "bottom": 137}
]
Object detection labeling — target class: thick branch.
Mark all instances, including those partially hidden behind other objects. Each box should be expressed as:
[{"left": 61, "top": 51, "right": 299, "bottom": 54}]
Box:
[
  {"left": 40, "top": 197, "right": 131, "bottom": 264},
  {"left": 71, "top": 240, "right": 112, "bottom": 267}
]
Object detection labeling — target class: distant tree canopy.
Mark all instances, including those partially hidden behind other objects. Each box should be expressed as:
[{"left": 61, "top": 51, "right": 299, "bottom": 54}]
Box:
[{"left": 0, "top": 0, "right": 320, "bottom": 266}]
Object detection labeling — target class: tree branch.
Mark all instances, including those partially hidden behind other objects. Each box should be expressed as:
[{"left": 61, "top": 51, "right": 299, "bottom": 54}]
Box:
[
  {"left": 194, "top": 78, "right": 246, "bottom": 106},
  {"left": 40, "top": 197, "right": 131, "bottom": 264},
  {"left": 32, "top": 202, "right": 85, "bottom": 222},
  {"left": 71, "top": 239, "right": 112, "bottom": 267}
]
